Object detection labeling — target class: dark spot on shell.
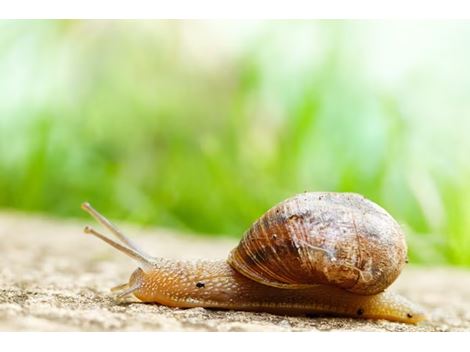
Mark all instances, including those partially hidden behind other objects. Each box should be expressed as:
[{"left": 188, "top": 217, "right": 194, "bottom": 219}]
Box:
[
  {"left": 407, "top": 313, "right": 413, "bottom": 319},
  {"left": 253, "top": 249, "right": 268, "bottom": 262},
  {"left": 357, "top": 308, "right": 364, "bottom": 316},
  {"left": 288, "top": 214, "right": 300, "bottom": 221},
  {"left": 196, "top": 282, "right": 205, "bottom": 288}
]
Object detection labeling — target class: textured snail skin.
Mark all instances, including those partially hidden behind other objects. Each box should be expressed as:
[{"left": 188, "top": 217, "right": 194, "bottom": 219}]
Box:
[{"left": 129, "top": 261, "right": 425, "bottom": 324}]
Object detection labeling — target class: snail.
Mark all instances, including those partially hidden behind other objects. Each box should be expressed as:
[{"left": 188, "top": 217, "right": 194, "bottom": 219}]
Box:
[{"left": 81, "top": 192, "right": 426, "bottom": 324}]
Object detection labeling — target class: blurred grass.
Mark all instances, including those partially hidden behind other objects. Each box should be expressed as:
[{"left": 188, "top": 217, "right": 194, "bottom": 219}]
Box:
[{"left": 1, "top": 20, "right": 470, "bottom": 266}]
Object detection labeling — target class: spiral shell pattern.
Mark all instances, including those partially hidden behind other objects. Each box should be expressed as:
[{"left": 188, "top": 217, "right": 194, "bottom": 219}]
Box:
[{"left": 227, "top": 192, "right": 407, "bottom": 295}]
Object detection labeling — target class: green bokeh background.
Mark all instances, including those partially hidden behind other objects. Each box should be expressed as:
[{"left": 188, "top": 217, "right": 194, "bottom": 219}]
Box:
[{"left": 1, "top": 20, "right": 469, "bottom": 265}]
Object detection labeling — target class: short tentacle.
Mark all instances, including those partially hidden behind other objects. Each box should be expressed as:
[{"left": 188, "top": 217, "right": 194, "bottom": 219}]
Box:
[{"left": 114, "top": 284, "right": 142, "bottom": 300}]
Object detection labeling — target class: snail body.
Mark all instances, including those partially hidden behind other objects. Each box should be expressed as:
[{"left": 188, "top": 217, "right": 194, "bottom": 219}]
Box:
[{"left": 82, "top": 192, "right": 426, "bottom": 324}]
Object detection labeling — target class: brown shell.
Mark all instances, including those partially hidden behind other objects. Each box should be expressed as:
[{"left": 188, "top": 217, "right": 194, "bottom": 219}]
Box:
[{"left": 227, "top": 192, "right": 407, "bottom": 295}]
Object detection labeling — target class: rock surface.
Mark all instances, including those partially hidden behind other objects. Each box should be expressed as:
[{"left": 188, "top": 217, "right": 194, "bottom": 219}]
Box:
[{"left": 0, "top": 211, "right": 469, "bottom": 331}]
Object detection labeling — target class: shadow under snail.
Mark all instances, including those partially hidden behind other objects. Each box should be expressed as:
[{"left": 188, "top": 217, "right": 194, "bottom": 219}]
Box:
[{"left": 82, "top": 192, "right": 426, "bottom": 324}]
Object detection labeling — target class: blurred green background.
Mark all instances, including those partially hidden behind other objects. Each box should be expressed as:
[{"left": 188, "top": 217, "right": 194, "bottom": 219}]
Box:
[{"left": 1, "top": 20, "right": 469, "bottom": 266}]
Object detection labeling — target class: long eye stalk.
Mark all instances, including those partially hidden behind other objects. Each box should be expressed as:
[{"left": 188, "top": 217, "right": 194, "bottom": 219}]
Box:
[
  {"left": 81, "top": 202, "right": 151, "bottom": 258},
  {"left": 84, "top": 226, "right": 155, "bottom": 271},
  {"left": 81, "top": 202, "right": 156, "bottom": 272}
]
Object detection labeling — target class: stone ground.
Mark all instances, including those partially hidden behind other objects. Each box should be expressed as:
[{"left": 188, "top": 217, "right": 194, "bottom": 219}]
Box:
[{"left": 0, "top": 211, "right": 469, "bottom": 331}]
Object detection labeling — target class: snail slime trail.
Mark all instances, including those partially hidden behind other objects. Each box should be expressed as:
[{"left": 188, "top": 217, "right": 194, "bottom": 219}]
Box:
[{"left": 81, "top": 193, "right": 426, "bottom": 324}]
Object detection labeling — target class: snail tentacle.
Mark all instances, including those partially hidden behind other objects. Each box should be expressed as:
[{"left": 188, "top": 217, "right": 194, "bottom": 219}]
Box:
[
  {"left": 81, "top": 202, "right": 151, "bottom": 258},
  {"left": 84, "top": 225, "right": 156, "bottom": 272}
]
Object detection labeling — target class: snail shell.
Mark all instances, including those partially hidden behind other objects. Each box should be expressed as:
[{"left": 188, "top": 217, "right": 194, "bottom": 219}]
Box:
[{"left": 228, "top": 192, "right": 407, "bottom": 295}]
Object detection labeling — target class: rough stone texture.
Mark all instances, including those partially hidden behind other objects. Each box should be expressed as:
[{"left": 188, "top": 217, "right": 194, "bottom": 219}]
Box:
[{"left": 0, "top": 211, "right": 469, "bottom": 331}]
